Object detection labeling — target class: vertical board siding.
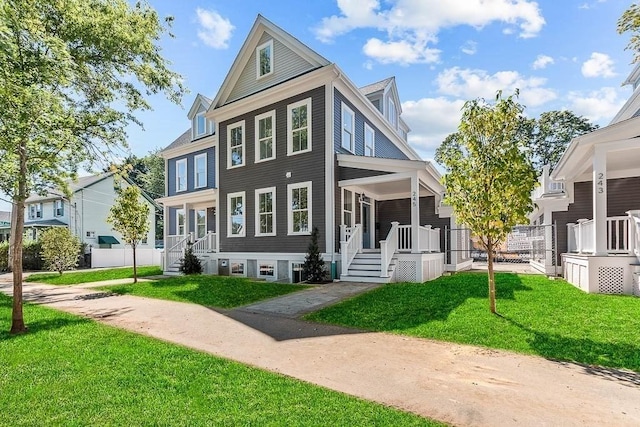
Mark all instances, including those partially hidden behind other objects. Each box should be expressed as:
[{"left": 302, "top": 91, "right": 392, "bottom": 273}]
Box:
[
  {"left": 227, "top": 32, "right": 319, "bottom": 104},
  {"left": 167, "top": 147, "right": 216, "bottom": 196},
  {"left": 219, "top": 86, "right": 326, "bottom": 253},
  {"left": 333, "top": 89, "right": 409, "bottom": 160}
]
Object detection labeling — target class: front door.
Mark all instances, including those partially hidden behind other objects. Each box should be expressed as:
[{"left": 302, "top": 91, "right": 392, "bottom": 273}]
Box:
[{"left": 362, "top": 200, "right": 371, "bottom": 249}]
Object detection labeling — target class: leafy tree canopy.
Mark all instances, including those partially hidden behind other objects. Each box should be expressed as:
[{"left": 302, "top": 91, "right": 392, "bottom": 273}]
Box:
[{"left": 619, "top": 3, "right": 640, "bottom": 63}]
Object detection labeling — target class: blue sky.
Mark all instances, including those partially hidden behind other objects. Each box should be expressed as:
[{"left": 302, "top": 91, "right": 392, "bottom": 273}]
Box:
[{"left": 0, "top": 0, "right": 635, "bottom": 211}]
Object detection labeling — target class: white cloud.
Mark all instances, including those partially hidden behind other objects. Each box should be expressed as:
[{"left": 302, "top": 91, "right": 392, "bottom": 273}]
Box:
[
  {"left": 435, "top": 67, "right": 557, "bottom": 107},
  {"left": 461, "top": 40, "right": 477, "bottom": 55},
  {"left": 314, "top": 0, "right": 544, "bottom": 64},
  {"left": 196, "top": 8, "right": 234, "bottom": 49},
  {"left": 402, "top": 97, "right": 465, "bottom": 158},
  {"left": 581, "top": 52, "right": 616, "bottom": 78},
  {"left": 567, "top": 87, "right": 624, "bottom": 123},
  {"left": 363, "top": 37, "right": 440, "bottom": 65},
  {"left": 532, "top": 54, "right": 554, "bottom": 70}
]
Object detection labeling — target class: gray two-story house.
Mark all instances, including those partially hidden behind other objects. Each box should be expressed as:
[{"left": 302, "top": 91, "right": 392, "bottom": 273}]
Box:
[{"left": 158, "top": 15, "right": 471, "bottom": 283}]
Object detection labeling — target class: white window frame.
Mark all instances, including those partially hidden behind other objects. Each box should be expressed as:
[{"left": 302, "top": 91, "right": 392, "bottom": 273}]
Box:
[
  {"left": 227, "top": 120, "right": 245, "bottom": 169},
  {"left": 194, "top": 153, "right": 207, "bottom": 189},
  {"left": 255, "top": 187, "right": 276, "bottom": 237},
  {"left": 194, "top": 112, "right": 207, "bottom": 138},
  {"left": 255, "top": 110, "right": 276, "bottom": 163},
  {"left": 388, "top": 98, "right": 397, "bottom": 129},
  {"left": 256, "top": 39, "right": 274, "bottom": 79},
  {"left": 176, "top": 209, "right": 185, "bottom": 236},
  {"left": 86, "top": 231, "right": 96, "bottom": 239},
  {"left": 195, "top": 209, "right": 206, "bottom": 239},
  {"left": 54, "top": 199, "right": 64, "bottom": 217},
  {"left": 364, "top": 123, "right": 375, "bottom": 157},
  {"left": 176, "top": 158, "right": 187, "bottom": 192},
  {"left": 341, "top": 102, "right": 355, "bottom": 153},
  {"left": 258, "top": 261, "right": 276, "bottom": 279},
  {"left": 287, "top": 98, "right": 312, "bottom": 156},
  {"left": 342, "top": 189, "right": 354, "bottom": 227},
  {"left": 287, "top": 181, "right": 312, "bottom": 236},
  {"left": 227, "top": 191, "right": 245, "bottom": 238},
  {"left": 230, "top": 260, "right": 246, "bottom": 276}
]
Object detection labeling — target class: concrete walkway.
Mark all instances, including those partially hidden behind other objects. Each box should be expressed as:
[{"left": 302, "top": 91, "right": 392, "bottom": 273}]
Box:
[{"left": 2, "top": 277, "right": 640, "bottom": 426}]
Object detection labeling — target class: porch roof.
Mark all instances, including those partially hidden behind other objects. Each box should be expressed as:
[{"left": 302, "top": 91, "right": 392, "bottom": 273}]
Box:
[{"left": 156, "top": 188, "right": 217, "bottom": 208}]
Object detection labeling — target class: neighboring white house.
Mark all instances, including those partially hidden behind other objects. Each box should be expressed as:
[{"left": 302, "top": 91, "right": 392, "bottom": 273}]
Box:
[
  {"left": 21, "top": 172, "right": 158, "bottom": 253},
  {"left": 0, "top": 211, "right": 10, "bottom": 243}
]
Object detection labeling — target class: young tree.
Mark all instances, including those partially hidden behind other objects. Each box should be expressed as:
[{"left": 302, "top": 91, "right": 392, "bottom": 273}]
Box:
[
  {"left": 436, "top": 92, "right": 537, "bottom": 314},
  {"left": 303, "top": 226, "right": 327, "bottom": 283},
  {"left": 0, "top": 0, "right": 184, "bottom": 334},
  {"left": 40, "top": 228, "right": 81, "bottom": 275},
  {"left": 107, "top": 185, "right": 150, "bottom": 284}
]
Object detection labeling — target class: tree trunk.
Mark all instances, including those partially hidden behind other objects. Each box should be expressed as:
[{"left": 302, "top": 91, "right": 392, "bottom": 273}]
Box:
[
  {"left": 10, "top": 145, "right": 28, "bottom": 334},
  {"left": 487, "top": 239, "right": 497, "bottom": 314},
  {"left": 132, "top": 243, "right": 137, "bottom": 284}
]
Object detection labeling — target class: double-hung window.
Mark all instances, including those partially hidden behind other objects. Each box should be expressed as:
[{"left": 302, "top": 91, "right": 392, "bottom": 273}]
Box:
[
  {"left": 255, "top": 111, "right": 276, "bottom": 163},
  {"left": 228, "top": 192, "right": 245, "bottom": 237},
  {"left": 54, "top": 200, "right": 64, "bottom": 217},
  {"left": 195, "top": 113, "right": 206, "bottom": 138},
  {"left": 255, "top": 187, "right": 276, "bottom": 236},
  {"left": 29, "top": 203, "right": 42, "bottom": 219},
  {"left": 343, "top": 189, "right": 353, "bottom": 227},
  {"left": 364, "top": 123, "right": 375, "bottom": 157},
  {"left": 256, "top": 40, "right": 273, "bottom": 79},
  {"left": 341, "top": 103, "right": 355, "bottom": 153},
  {"left": 227, "top": 121, "right": 245, "bottom": 168},
  {"left": 287, "top": 98, "right": 311, "bottom": 155},
  {"left": 176, "top": 159, "right": 187, "bottom": 192},
  {"left": 176, "top": 209, "right": 185, "bottom": 236},
  {"left": 287, "top": 181, "right": 311, "bottom": 235},
  {"left": 194, "top": 153, "right": 207, "bottom": 188},
  {"left": 196, "top": 209, "right": 206, "bottom": 239}
]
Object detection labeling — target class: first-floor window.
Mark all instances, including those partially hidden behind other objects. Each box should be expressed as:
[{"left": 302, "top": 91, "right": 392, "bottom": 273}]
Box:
[
  {"left": 196, "top": 209, "right": 206, "bottom": 239},
  {"left": 228, "top": 192, "right": 245, "bottom": 237},
  {"left": 343, "top": 189, "right": 353, "bottom": 227},
  {"left": 255, "top": 187, "right": 276, "bottom": 236},
  {"left": 288, "top": 181, "right": 311, "bottom": 235},
  {"left": 176, "top": 209, "right": 185, "bottom": 236}
]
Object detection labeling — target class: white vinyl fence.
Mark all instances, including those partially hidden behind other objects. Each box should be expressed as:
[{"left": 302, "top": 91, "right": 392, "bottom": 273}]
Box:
[{"left": 91, "top": 248, "right": 163, "bottom": 268}]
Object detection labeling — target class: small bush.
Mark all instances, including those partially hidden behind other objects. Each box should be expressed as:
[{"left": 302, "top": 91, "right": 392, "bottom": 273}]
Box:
[
  {"left": 302, "top": 226, "right": 327, "bottom": 283},
  {"left": 0, "top": 242, "right": 8, "bottom": 272},
  {"left": 23, "top": 241, "right": 43, "bottom": 271},
  {"left": 40, "top": 228, "right": 81, "bottom": 274},
  {"left": 180, "top": 245, "right": 202, "bottom": 275}
]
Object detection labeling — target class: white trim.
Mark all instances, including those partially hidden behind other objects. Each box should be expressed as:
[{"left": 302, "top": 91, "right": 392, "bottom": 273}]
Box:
[
  {"left": 160, "top": 135, "right": 216, "bottom": 159},
  {"left": 341, "top": 102, "right": 355, "bottom": 153},
  {"left": 257, "top": 260, "right": 277, "bottom": 280},
  {"left": 287, "top": 181, "right": 312, "bottom": 235},
  {"left": 256, "top": 39, "right": 274, "bottom": 80},
  {"left": 194, "top": 112, "right": 207, "bottom": 139},
  {"left": 342, "top": 188, "right": 354, "bottom": 227},
  {"left": 254, "top": 110, "right": 276, "bottom": 163},
  {"left": 156, "top": 188, "right": 218, "bottom": 206},
  {"left": 175, "top": 158, "right": 187, "bottom": 193},
  {"left": 364, "top": 123, "right": 375, "bottom": 157},
  {"left": 227, "top": 191, "right": 246, "bottom": 238},
  {"left": 287, "top": 98, "right": 312, "bottom": 156},
  {"left": 176, "top": 208, "right": 185, "bottom": 236},
  {"left": 227, "top": 120, "right": 245, "bottom": 169},
  {"left": 255, "top": 186, "right": 276, "bottom": 237},
  {"left": 195, "top": 208, "right": 207, "bottom": 239},
  {"left": 230, "top": 260, "right": 247, "bottom": 276},
  {"left": 388, "top": 98, "right": 397, "bottom": 129},
  {"left": 325, "top": 79, "right": 336, "bottom": 266},
  {"left": 194, "top": 153, "right": 207, "bottom": 189}
]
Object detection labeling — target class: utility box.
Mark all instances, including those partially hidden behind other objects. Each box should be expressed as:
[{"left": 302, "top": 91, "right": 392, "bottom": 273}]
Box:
[{"left": 218, "top": 259, "right": 230, "bottom": 276}]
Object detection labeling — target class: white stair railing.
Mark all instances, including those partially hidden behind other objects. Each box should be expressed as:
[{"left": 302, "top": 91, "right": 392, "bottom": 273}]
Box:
[
  {"left": 192, "top": 231, "right": 217, "bottom": 255},
  {"left": 380, "top": 222, "right": 399, "bottom": 278},
  {"left": 165, "top": 234, "right": 190, "bottom": 268},
  {"left": 340, "top": 224, "right": 362, "bottom": 276}
]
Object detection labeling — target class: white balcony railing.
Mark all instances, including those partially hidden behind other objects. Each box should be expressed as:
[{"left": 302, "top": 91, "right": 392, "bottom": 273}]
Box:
[{"left": 340, "top": 224, "right": 362, "bottom": 276}]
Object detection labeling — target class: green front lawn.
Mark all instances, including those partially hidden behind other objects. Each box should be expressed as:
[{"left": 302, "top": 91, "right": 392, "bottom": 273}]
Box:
[
  {"left": 26, "top": 266, "right": 163, "bottom": 285},
  {"left": 101, "top": 275, "right": 309, "bottom": 308},
  {"left": 307, "top": 272, "right": 640, "bottom": 372},
  {"left": 0, "top": 294, "right": 440, "bottom": 426}
]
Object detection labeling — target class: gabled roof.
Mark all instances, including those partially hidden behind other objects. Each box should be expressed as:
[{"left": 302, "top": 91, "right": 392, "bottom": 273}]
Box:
[
  {"left": 210, "top": 14, "right": 331, "bottom": 109},
  {"left": 359, "top": 77, "right": 394, "bottom": 96},
  {"left": 187, "top": 93, "right": 213, "bottom": 119},
  {"left": 161, "top": 129, "right": 191, "bottom": 153}
]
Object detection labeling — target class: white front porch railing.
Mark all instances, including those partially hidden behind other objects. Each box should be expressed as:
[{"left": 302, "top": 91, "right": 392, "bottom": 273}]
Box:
[
  {"left": 340, "top": 224, "right": 362, "bottom": 276},
  {"left": 567, "top": 216, "right": 634, "bottom": 254},
  {"left": 165, "top": 234, "right": 191, "bottom": 268},
  {"left": 192, "top": 231, "right": 217, "bottom": 255},
  {"left": 396, "top": 224, "right": 440, "bottom": 252},
  {"left": 397, "top": 225, "right": 412, "bottom": 251},
  {"left": 380, "top": 222, "right": 399, "bottom": 278}
]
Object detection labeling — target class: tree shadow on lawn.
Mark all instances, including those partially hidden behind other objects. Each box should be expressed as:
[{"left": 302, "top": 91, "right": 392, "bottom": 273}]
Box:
[{"left": 502, "top": 316, "right": 640, "bottom": 385}]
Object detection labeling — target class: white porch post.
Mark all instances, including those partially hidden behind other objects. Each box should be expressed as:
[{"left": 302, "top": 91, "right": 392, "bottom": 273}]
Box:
[
  {"left": 627, "top": 210, "right": 640, "bottom": 255},
  {"left": 543, "top": 207, "right": 554, "bottom": 272},
  {"left": 183, "top": 202, "right": 191, "bottom": 242},
  {"left": 593, "top": 145, "right": 607, "bottom": 256},
  {"left": 411, "top": 173, "right": 420, "bottom": 253},
  {"left": 163, "top": 204, "right": 169, "bottom": 239}
]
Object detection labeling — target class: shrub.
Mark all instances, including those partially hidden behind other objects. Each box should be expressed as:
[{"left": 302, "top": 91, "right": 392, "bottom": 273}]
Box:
[
  {"left": 302, "top": 226, "right": 327, "bottom": 283},
  {"left": 22, "top": 240, "right": 43, "bottom": 271},
  {"left": 40, "top": 228, "right": 81, "bottom": 274},
  {"left": 0, "top": 242, "right": 8, "bottom": 272},
  {"left": 180, "top": 244, "right": 202, "bottom": 275}
]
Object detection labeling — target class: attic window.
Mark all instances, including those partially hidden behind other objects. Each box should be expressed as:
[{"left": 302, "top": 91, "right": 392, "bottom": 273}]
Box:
[
  {"left": 256, "top": 40, "right": 273, "bottom": 79},
  {"left": 195, "top": 113, "right": 206, "bottom": 137}
]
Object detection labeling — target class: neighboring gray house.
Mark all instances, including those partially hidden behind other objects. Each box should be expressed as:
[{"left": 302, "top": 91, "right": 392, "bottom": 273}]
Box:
[{"left": 158, "top": 15, "right": 472, "bottom": 282}]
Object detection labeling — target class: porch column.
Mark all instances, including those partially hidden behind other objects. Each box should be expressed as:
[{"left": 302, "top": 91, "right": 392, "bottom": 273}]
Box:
[
  {"left": 163, "top": 204, "right": 169, "bottom": 240},
  {"left": 543, "top": 207, "right": 555, "bottom": 273},
  {"left": 183, "top": 202, "right": 191, "bottom": 242},
  {"left": 593, "top": 145, "right": 607, "bottom": 256},
  {"left": 411, "top": 173, "right": 420, "bottom": 253}
]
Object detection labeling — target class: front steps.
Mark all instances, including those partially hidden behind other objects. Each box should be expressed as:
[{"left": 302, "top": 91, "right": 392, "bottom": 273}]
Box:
[{"left": 340, "top": 251, "right": 397, "bottom": 283}]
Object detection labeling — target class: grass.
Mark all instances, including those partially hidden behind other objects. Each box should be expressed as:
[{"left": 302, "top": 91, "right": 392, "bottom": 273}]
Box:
[
  {"left": 306, "top": 272, "right": 640, "bottom": 372},
  {"left": 0, "top": 294, "right": 442, "bottom": 426},
  {"left": 26, "top": 266, "right": 163, "bottom": 285},
  {"left": 101, "top": 275, "right": 310, "bottom": 308}
]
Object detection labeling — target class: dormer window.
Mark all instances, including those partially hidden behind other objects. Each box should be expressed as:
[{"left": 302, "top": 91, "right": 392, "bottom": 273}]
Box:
[
  {"left": 256, "top": 40, "right": 273, "bottom": 79},
  {"left": 388, "top": 98, "right": 397, "bottom": 129},
  {"left": 194, "top": 113, "right": 207, "bottom": 138}
]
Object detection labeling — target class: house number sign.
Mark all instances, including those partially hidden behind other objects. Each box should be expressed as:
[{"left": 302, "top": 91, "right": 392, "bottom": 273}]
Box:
[
  {"left": 596, "top": 172, "right": 605, "bottom": 194},
  {"left": 412, "top": 191, "right": 417, "bottom": 207}
]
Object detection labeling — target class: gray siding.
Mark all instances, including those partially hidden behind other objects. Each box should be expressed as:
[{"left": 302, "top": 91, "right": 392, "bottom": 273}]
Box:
[
  {"left": 219, "top": 86, "right": 326, "bottom": 253},
  {"left": 338, "top": 166, "right": 392, "bottom": 181},
  {"left": 334, "top": 89, "right": 408, "bottom": 160},
  {"left": 167, "top": 147, "right": 216, "bottom": 196},
  {"left": 554, "top": 176, "right": 640, "bottom": 259},
  {"left": 227, "top": 32, "right": 319, "bottom": 104}
]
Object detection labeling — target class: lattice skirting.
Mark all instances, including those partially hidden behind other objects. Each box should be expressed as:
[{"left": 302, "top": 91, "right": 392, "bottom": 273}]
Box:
[
  {"left": 597, "top": 266, "right": 624, "bottom": 294},
  {"left": 396, "top": 260, "right": 417, "bottom": 282}
]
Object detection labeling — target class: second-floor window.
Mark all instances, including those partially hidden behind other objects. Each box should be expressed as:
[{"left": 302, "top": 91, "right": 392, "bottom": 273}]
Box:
[
  {"left": 288, "top": 98, "right": 311, "bottom": 156},
  {"left": 364, "top": 124, "right": 375, "bottom": 157},
  {"left": 28, "top": 203, "right": 42, "bottom": 219},
  {"left": 54, "top": 199, "right": 64, "bottom": 217},
  {"left": 255, "top": 111, "right": 276, "bottom": 163},
  {"left": 176, "top": 159, "right": 187, "bottom": 192},
  {"left": 228, "top": 121, "right": 245, "bottom": 168},
  {"left": 194, "top": 153, "right": 207, "bottom": 189},
  {"left": 341, "top": 103, "right": 355, "bottom": 153}
]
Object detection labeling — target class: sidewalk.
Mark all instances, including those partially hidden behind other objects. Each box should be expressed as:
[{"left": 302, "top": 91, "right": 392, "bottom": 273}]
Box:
[{"left": 2, "top": 278, "right": 640, "bottom": 426}]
